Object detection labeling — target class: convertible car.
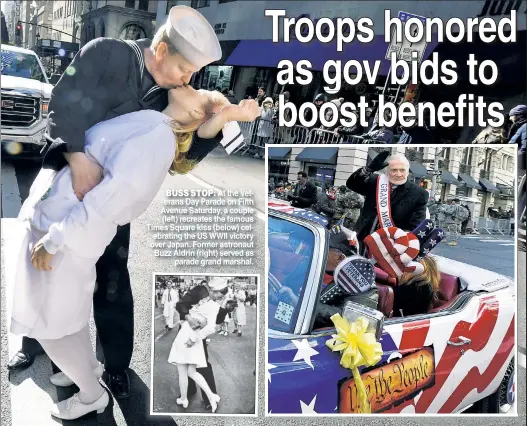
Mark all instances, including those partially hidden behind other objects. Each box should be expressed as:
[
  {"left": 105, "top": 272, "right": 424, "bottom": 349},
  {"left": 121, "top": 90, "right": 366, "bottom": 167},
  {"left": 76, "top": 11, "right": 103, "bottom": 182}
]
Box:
[{"left": 267, "top": 205, "right": 516, "bottom": 415}]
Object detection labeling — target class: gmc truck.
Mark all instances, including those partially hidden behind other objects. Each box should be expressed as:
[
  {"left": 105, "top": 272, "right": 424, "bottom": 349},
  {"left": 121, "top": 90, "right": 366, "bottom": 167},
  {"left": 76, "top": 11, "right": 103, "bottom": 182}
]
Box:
[{"left": 1, "top": 44, "right": 53, "bottom": 160}]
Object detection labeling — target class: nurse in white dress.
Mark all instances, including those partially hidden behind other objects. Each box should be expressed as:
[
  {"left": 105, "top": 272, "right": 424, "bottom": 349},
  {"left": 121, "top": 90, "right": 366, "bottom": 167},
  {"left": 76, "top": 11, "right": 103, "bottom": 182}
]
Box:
[
  {"left": 233, "top": 285, "right": 247, "bottom": 337},
  {"left": 162, "top": 281, "right": 179, "bottom": 329},
  {"left": 8, "top": 89, "right": 258, "bottom": 420},
  {"left": 167, "top": 278, "right": 228, "bottom": 412}
]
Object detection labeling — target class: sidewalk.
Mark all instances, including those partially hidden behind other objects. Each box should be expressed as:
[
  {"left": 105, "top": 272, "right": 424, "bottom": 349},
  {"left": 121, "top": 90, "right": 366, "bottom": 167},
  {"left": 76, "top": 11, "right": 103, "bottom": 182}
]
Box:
[{"left": 191, "top": 149, "right": 266, "bottom": 216}]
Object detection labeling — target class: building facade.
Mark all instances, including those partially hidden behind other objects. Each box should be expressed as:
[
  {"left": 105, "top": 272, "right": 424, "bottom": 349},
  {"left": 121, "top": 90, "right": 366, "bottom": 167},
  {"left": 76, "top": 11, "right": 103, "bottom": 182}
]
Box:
[
  {"left": 155, "top": 0, "right": 526, "bottom": 143},
  {"left": 3, "top": 1, "right": 16, "bottom": 43},
  {"left": 79, "top": 0, "right": 157, "bottom": 48},
  {"left": 268, "top": 145, "right": 516, "bottom": 218}
]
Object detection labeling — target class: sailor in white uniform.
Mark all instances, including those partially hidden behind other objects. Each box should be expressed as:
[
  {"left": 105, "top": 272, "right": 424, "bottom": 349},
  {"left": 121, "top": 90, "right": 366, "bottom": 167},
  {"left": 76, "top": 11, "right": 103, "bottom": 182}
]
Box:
[{"left": 162, "top": 281, "right": 180, "bottom": 329}]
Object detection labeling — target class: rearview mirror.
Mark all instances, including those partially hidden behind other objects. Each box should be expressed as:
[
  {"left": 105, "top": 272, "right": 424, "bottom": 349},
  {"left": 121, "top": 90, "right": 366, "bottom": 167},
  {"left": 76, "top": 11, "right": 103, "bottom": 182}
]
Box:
[{"left": 48, "top": 73, "right": 61, "bottom": 85}]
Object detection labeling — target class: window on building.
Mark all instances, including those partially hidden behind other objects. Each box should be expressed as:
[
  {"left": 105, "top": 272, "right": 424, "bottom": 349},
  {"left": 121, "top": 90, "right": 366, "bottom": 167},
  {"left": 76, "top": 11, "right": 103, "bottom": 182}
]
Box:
[
  {"left": 119, "top": 23, "right": 146, "bottom": 40},
  {"left": 166, "top": 0, "right": 179, "bottom": 14},
  {"left": 219, "top": 0, "right": 237, "bottom": 3},
  {"left": 125, "top": 0, "right": 135, "bottom": 8},
  {"left": 462, "top": 147, "right": 473, "bottom": 166},
  {"left": 138, "top": 0, "right": 149, "bottom": 11},
  {"left": 191, "top": 0, "right": 210, "bottom": 9}
]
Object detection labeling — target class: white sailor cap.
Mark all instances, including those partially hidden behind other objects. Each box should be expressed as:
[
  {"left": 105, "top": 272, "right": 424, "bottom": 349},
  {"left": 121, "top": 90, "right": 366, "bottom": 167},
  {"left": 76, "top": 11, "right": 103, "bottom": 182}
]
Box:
[
  {"left": 166, "top": 5, "right": 222, "bottom": 70},
  {"left": 208, "top": 277, "right": 229, "bottom": 292}
]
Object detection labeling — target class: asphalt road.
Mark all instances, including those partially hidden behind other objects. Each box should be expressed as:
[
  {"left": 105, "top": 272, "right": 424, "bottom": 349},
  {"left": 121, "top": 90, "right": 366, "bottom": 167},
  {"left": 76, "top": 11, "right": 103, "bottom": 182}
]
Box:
[
  {"left": 433, "top": 233, "right": 515, "bottom": 277},
  {"left": 151, "top": 304, "right": 257, "bottom": 415}
]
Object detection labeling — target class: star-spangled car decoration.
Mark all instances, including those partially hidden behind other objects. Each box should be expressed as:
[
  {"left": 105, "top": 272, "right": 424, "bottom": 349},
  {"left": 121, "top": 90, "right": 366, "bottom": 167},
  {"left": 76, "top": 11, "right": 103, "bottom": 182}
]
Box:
[
  {"left": 291, "top": 209, "right": 329, "bottom": 227},
  {"left": 267, "top": 363, "right": 277, "bottom": 383},
  {"left": 267, "top": 201, "right": 516, "bottom": 415},
  {"left": 300, "top": 395, "right": 318, "bottom": 414},
  {"left": 418, "top": 230, "right": 427, "bottom": 238},
  {"left": 292, "top": 339, "right": 319, "bottom": 369}
]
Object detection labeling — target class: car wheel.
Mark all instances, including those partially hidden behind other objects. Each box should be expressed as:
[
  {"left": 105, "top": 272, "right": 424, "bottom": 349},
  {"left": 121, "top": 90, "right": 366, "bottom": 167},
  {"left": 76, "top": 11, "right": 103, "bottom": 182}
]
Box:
[{"left": 474, "top": 358, "right": 515, "bottom": 413}]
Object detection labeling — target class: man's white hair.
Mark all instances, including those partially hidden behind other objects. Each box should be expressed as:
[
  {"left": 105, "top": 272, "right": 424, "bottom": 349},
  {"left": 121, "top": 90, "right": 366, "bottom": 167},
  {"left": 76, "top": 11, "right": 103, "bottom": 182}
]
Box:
[{"left": 384, "top": 153, "right": 410, "bottom": 172}]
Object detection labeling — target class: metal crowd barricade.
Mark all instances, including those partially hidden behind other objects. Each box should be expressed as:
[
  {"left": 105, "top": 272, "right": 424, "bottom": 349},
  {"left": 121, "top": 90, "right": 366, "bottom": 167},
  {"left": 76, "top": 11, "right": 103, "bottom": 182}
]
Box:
[
  {"left": 477, "top": 217, "right": 496, "bottom": 235},
  {"left": 307, "top": 128, "right": 344, "bottom": 144},
  {"left": 235, "top": 118, "right": 278, "bottom": 156},
  {"left": 476, "top": 217, "right": 511, "bottom": 235},
  {"left": 341, "top": 135, "right": 367, "bottom": 144},
  {"left": 496, "top": 219, "right": 511, "bottom": 235},
  {"left": 275, "top": 124, "right": 311, "bottom": 144}
]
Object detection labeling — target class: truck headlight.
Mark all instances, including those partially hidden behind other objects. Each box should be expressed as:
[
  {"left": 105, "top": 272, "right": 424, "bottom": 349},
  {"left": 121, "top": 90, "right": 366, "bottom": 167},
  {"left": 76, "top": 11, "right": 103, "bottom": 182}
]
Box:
[{"left": 41, "top": 101, "right": 49, "bottom": 117}]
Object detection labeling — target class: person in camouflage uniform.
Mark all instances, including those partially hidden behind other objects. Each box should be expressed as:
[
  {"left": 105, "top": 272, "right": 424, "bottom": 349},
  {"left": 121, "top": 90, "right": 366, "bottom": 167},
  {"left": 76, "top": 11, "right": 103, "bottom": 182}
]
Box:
[
  {"left": 438, "top": 199, "right": 469, "bottom": 246},
  {"left": 333, "top": 186, "right": 364, "bottom": 231}
]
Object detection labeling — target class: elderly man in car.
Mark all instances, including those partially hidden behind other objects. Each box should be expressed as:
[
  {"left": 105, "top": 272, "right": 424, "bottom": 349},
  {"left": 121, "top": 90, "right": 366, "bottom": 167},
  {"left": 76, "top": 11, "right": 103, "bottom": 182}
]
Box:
[{"left": 346, "top": 151, "right": 429, "bottom": 253}]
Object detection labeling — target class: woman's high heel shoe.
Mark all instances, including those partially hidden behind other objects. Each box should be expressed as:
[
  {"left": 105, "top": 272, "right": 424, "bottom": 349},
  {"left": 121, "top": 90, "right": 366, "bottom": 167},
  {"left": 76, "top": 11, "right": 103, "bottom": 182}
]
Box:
[
  {"left": 210, "top": 394, "right": 221, "bottom": 413},
  {"left": 176, "top": 398, "right": 189, "bottom": 409},
  {"left": 50, "top": 390, "right": 109, "bottom": 420}
]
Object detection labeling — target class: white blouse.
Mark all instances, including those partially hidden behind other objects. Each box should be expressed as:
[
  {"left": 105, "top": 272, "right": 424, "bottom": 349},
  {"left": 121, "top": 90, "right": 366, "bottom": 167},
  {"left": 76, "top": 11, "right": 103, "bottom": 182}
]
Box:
[{"left": 19, "top": 110, "right": 175, "bottom": 259}]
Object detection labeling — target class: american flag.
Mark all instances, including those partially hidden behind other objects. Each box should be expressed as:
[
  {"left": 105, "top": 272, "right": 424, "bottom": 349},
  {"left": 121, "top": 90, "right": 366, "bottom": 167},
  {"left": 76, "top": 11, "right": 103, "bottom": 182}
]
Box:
[
  {"left": 1, "top": 50, "right": 16, "bottom": 69},
  {"left": 268, "top": 200, "right": 329, "bottom": 227},
  {"left": 364, "top": 227, "right": 421, "bottom": 279},
  {"left": 291, "top": 210, "right": 329, "bottom": 227},
  {"left": 334, "top": 256, "right": 375, "bottom": 295}
]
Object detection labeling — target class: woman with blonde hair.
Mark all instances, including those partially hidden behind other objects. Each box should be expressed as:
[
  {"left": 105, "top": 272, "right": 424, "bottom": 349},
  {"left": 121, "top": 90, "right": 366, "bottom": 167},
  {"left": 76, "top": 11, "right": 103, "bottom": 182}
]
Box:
[{"left": 8, "top": 88, "right": 258, "bottom": 420}]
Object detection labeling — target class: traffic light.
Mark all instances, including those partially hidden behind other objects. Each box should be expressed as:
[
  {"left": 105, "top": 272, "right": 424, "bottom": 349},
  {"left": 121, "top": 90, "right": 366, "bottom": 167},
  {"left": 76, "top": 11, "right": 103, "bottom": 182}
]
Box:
[{"left": 15, "top": 21, "right": 21, "bottom": 36}]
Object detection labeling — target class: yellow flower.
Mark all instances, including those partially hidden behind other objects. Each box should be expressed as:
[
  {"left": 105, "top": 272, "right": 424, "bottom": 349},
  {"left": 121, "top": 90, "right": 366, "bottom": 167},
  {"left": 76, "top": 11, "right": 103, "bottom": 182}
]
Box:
[{"left": 326, "top": 314, "right": 383, "bottom": 413}]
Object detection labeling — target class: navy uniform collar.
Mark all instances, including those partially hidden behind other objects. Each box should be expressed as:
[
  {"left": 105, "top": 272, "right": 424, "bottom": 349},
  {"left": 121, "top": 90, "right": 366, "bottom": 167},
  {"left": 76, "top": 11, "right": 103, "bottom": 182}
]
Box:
[{"left": 123, "top": 38, "right": 163, "bottom": 101}]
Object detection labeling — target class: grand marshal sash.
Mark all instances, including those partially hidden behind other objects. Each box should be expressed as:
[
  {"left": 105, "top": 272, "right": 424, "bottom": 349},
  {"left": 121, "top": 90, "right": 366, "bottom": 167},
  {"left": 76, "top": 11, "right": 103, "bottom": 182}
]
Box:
[{"left": 376, "top": 174, "right": 394, "bottom": 228}]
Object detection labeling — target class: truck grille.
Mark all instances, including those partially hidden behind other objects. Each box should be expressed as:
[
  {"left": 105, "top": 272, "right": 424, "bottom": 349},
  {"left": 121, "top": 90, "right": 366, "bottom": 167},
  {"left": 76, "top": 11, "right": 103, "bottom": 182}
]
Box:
[{"left": 1, "top": 94, "right": 40, "bottom": 127}]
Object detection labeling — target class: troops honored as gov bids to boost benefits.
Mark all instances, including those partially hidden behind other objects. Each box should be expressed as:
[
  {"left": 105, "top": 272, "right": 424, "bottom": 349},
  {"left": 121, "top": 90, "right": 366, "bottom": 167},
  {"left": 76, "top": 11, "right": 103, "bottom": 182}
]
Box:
[{"left": 267, "top": 9, "right": 518, "bottom": 129}]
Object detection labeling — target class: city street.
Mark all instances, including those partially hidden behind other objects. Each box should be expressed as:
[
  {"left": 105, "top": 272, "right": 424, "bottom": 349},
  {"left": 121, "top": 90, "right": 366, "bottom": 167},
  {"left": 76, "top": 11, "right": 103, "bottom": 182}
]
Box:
[
  {"left": 151, "top": 303, "right": 257, "bottom": 415},
  {"left": 434, "top": 234, "right": 515, "bottom": 278},
  {"left": 0, "top": 149, "right": 265, "bottom": 426}
]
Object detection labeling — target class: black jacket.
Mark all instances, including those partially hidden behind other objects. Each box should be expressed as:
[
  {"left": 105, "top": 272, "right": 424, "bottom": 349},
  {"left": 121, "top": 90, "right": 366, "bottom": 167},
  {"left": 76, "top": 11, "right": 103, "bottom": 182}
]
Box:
[
  {"left": 44, "top": 37, "right": 222, "bottom": 169},
  {"left": 346, "top": 168, "right": 429, "bottom": 244},
  {"left": 176, "top": 285, "right": 228, "bottom": 325},
  {"left": 290, "top": 180, "right": 317, "bottom": 209}
]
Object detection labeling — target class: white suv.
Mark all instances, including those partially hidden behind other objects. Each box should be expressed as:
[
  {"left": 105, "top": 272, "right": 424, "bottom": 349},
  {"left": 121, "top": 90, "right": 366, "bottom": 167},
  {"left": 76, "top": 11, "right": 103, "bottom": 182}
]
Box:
[{"left": 1, "top": 44, "right": 53, "bottom": 160}]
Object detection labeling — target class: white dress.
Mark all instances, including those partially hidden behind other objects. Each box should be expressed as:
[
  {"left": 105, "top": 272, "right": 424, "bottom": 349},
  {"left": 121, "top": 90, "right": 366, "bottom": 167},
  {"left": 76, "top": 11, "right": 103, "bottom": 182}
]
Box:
[
  {"left": 233, "top": 290, "right": 247, "bottom": 326},
  {"left": 162, "top": 289, "right": 179, "bottom": 328},
  {"left": 9, "top": 110, "right": 175, "bottom": 339},
  {"left": 168, "top": 299, "right": 220, "bottom": 368}
]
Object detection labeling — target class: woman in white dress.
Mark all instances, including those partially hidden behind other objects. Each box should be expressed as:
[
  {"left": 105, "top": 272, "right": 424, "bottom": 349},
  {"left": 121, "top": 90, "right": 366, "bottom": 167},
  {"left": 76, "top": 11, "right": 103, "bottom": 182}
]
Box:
[
  {"left": 232, "top": 285, "right": 247, "bottom": 337},
  {"left": 167, "top": 279, "right": 228, "bottom": 412},
  {"left": 8, "top": 88, "right": 258, "bottom": 420}
]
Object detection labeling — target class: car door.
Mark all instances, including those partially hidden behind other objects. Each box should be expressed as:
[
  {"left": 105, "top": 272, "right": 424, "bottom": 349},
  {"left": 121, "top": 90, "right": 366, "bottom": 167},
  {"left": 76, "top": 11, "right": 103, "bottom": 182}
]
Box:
[{"left": 267, "top": 211, "right": 330, "bottom": 414}]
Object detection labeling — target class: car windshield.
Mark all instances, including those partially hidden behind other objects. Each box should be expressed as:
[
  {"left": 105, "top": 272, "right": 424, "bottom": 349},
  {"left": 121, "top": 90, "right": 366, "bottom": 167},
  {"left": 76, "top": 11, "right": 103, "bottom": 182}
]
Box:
[
  {"left": 1, "top": 49, "right": 46, "bottom": 82},
  {"left": 268, "top": 215, "right": 315, "bottom": 333}
]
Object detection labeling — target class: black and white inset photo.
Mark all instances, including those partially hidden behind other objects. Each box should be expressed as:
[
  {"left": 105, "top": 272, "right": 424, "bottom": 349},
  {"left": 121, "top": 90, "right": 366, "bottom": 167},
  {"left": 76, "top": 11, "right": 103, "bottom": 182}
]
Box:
[{"left": 150, "top": 273, "right": 259, "bottom": 416}]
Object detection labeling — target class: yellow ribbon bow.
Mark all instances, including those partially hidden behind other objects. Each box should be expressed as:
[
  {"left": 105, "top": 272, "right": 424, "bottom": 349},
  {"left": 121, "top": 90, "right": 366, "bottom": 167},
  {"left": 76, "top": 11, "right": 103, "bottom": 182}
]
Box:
[{"left": 326, "top": 314, "right": 383, "bottom": 413}]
